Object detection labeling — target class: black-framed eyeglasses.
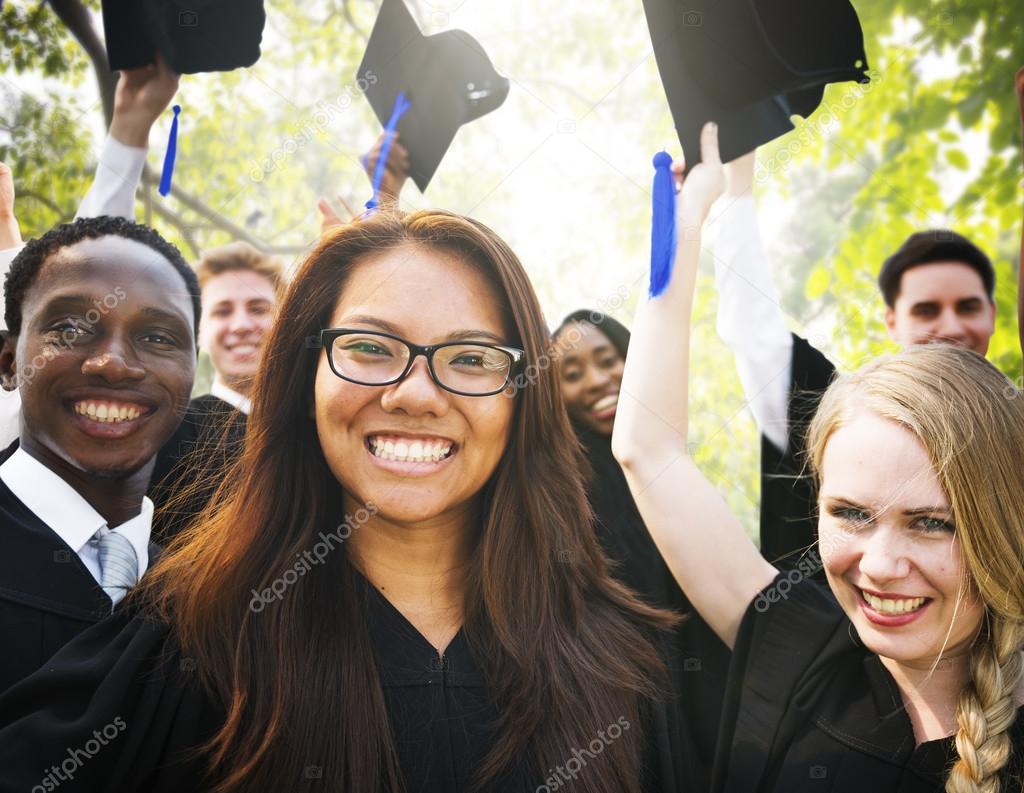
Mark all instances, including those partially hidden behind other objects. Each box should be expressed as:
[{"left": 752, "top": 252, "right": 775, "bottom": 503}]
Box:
[{"left": 318, "top": 328, "right": 525, "bottom": 397}]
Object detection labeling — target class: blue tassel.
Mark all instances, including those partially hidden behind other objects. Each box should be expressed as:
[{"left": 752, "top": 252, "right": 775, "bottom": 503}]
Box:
[
  {"left": 158, "top": 105, "right": 181, "bottom": 197},
  {"left": 365, "top": 91, "right": 412, "bottom": 211},
  {"left": 649, "top": 151, "right": 677, "bottom": 298}
]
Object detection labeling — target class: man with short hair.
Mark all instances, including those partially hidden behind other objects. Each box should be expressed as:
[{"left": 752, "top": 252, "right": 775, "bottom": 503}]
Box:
[
  {"left": 0, "top": 216, "right": 199, "bottom": 692},
  {"left": 713, "top": 151, "right": 996, "bottom": 566},
  {"left": 194, "top": 241, "right": 284, "bottom": 412}
]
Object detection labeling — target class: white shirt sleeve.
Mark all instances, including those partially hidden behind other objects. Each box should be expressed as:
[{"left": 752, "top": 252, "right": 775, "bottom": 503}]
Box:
[
  {"left": 711, "top": 195, "right": 793, "bottom": 453},
  {"left": 75, "top": 135, "right": 148, "bottom": 221}
]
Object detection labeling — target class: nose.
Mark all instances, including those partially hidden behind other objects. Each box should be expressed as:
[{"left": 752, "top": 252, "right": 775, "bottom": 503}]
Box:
[
  {"left": 932, "top": 309, "right": 968, "bottom": 344},
  {"left": 227, "top": 307, "right": 260, "bottom": 335},
  {"left": 582, "top": 365, "right": 612, "bottom": 395},
  {"left": 379, "top": 356, "right": 449, "bottom": 417},
  {"left": 80, "top": 334, "right": 146, "bottom": 383},
  {"left": 855, "top": 524, "right": 912, "bottom": 584}
]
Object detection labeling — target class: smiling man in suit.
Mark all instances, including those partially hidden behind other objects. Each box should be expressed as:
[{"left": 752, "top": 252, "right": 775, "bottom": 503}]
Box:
[{"left": 0, "top": 216, "right": 199, "bottom": 693}]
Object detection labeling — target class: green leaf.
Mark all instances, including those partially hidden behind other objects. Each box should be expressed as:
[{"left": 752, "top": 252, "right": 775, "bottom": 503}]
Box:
[{"left": 946, "top": 149, "right": 969, "bottom": 170}]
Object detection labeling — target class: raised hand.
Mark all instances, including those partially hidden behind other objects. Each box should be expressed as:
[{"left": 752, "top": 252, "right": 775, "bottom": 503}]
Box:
[
  {"left": 674, "top": 123, "right": 726, "bottom": 233},
  {"left": 0, "top": 162, "right": 21, "bottom": 250},
  {"left": 317, "top": 195, "right": 356, "bottom": 235},
  {"left": 361, "top": 131, "right": 410, "bottom": 206},
  {"left": 109, "top": 56, "right": 181, "bottom": 148}
]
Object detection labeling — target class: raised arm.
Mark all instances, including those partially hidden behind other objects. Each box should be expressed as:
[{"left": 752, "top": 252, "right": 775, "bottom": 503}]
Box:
[
  {"left": 713, "top": 151, "right": 793, "bottom": 453},
  {"left": 76, "top": 58, "right": 180, "bottom": 221},
  {"left": 612, "top": 124, "right": 778, "bottom": 648}
]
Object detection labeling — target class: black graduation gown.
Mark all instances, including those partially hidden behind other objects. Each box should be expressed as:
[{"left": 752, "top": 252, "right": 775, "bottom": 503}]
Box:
[
  {"left": 712, "top": 571, "right": 1024, "bottom": 792},
  {"left": 576, "top": 425, "right": 731, "bottom": 793},
  {"left": 0, "top": 441, "right": 161, "bottom": 696},
  {"left": 758, "top": 334, "right": 836, "bottom": 571},
  {"left": 0, "top": 569, "right": 691, "bottom": 792},
  {"left": 149, "top": 395, "right": 247, "bottom": 545}
]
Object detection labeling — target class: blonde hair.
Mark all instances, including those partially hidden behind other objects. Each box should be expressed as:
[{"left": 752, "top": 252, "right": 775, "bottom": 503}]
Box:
[
  {"left": 193, "top": 241, "right": 285, "bottom": 296},
  {"left": 806, "top": 345, "right": 1024, "bottom": 793}
]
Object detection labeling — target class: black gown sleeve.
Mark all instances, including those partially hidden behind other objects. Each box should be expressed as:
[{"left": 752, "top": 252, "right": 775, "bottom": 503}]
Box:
[
  {"left": 0, "top": 608, "right": 219, "bottom": 792},
  {"left": 710, "top": 571, "right": 852, "bottom": 792},
  {"left": 758, "top": 334, "right": 837, "bottom": 569}
]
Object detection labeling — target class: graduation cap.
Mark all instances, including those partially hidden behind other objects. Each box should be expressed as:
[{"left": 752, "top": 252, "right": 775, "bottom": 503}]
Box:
[
  {"left": 357, "top": 0, "right": 509, "bottom": 192},
  {"left": 101, "top": 0, "right": 266, "bottom": 74},
  {"left": 642, "top": 0, "right": 870, "bottom": 165}
]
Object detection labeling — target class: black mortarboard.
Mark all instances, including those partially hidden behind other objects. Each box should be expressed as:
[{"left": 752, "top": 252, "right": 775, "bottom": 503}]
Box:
[
  {"left": 642, "top": 0, "right": 870, "bottom": 165},
  {"left": 101, "top": 0, "right": 266, "bottom": 74},
  {"left": 357, "top": 0, "right": 509, "bottom": 191}
]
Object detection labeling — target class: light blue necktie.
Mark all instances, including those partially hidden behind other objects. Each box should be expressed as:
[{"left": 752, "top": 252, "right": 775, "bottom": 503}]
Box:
[{"left": 93, "top": 526, "right": 139, "bottom": 609}]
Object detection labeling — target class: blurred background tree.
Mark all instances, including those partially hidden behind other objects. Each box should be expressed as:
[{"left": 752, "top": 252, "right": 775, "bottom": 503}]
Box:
[{"left": 2, "top": 0, "right": 1021, "bottom": 539}]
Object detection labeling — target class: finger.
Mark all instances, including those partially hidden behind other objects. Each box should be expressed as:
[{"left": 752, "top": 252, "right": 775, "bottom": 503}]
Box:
[
  {"left": 317, "top": 197, "right": 339, "bottom": 221},
  {"left": 335, "top": 194, "right": 356, "bottom": 218},
  {"left": 670, "top": 161, "right": 685, "bottom": 193},
  {"left": 700, "top": 121, "right": 721, "bottom": 166}
]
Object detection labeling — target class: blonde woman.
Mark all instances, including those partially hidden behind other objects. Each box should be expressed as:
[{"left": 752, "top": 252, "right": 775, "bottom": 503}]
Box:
[{"left": 612, "top": 122, "right": 1024, "bottom": 792}]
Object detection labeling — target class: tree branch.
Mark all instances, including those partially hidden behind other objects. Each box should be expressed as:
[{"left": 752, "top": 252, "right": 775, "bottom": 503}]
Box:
[
  {"left": 17, "top": 188, "right": 71, "bottom": 221},
  {"left": 46, "top": 0, "right": 118, "bottom": 125},
  {"left": 138, "top": 165, "right": 306, "bottom": 254}
]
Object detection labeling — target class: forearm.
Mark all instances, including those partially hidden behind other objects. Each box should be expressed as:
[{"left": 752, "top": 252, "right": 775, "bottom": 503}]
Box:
[
  {"left": 613, "top": 233, "right": 701, "bottom": 463},
  {"left": 75, "top": 136, "right": 148, "bottom": 221}
]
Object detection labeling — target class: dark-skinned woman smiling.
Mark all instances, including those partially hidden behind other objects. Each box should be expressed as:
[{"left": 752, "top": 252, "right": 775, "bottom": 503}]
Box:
[{"left": 0, "top": 210, "right": 695, "bottom": 793}]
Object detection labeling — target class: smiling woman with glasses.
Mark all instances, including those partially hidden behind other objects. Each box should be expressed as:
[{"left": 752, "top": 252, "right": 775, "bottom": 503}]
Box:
[{"left": 0, "top": 209, "right": 693, "bottom": 793}]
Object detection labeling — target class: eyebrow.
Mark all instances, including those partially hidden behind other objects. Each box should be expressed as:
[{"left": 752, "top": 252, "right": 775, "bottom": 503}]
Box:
[
  {"left": 338, "top": 315, "right": 507, "bottom": 344},
  {"left": 823, "top": 496, "right": 951, "bottom": 515}
]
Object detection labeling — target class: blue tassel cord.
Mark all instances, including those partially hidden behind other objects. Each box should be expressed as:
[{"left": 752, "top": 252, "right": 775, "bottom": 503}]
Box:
[
  {"left": 365, "top": 91, "right": 412, "bottom": 211},
  {"left": 158, "top": 105, "right": 181, "bottom": 198},
  {"left": 648, "top": 151, "right": 677, "bottom": 298}
]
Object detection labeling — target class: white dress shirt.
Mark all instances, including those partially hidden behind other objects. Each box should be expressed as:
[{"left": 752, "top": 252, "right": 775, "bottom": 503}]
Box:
[
  {"left": 210, "top": 380, "right": 252, "bottom": 415},
  {"left": 0, "top": 135, "right": 147, "bottom": 448},
  {"left": 0, "top": 447, "right": 152, "bottom": 585},
  {"left": 712, "top": 195, "right": 794, "bottom": 453}
]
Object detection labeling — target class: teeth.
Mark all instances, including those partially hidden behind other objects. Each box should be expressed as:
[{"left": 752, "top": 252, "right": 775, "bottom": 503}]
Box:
[
  {"left": 592, "top": 395, "right": 618, "bottom": 412},
  {"left": 368, "top": 436, "right": 454, "bottom": 463},
  {"left": 863, "top": 591, "right": 926, "bottom": 615},
  {"left": 73, "top": 401, "right": 143, "bottom": 423}
]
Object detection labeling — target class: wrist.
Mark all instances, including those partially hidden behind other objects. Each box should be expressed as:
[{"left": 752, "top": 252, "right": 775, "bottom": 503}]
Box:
[
  {"left": 109, "top": 113, "right": 153, "bottom": 149},
  {"left": 0, "top": 215, "right": 21, "bottom": 249}
]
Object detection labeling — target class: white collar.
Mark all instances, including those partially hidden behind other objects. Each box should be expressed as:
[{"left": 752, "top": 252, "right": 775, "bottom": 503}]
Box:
[
  {"left": 0, "top": 447, "right": 153, "bottom": 576},
  {"left": 210, "top": 380, "right": 252, "bottom": 415}
]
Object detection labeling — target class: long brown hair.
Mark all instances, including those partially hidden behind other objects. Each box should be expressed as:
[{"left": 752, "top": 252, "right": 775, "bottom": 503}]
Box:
[
  {"left": 140, "top": 210, "right": 673, "bottom": 792},
  {"left": 806, "top": 345, "right": 1024, "bottom": 793}
]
